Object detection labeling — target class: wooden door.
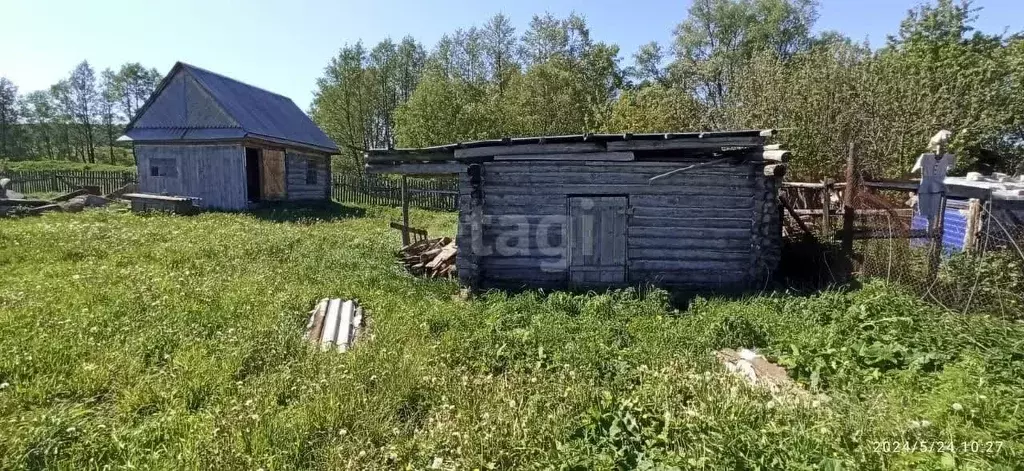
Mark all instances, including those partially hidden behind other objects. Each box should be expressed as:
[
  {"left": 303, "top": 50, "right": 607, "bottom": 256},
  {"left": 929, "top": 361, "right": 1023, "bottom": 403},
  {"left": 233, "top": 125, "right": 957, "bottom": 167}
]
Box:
[
  {"left": 568, "top": 196, "right": 628, "bottom": 287},
  {"left": 260, "top": 149, "right": 286, "bottom": 200}
]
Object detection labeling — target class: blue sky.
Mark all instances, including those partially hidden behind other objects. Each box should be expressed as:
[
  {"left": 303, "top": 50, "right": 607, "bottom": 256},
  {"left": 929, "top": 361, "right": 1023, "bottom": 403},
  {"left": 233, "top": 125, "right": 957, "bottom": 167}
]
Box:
[{"left": 2, "top": 0, "right": 1021, "bottom": 111}]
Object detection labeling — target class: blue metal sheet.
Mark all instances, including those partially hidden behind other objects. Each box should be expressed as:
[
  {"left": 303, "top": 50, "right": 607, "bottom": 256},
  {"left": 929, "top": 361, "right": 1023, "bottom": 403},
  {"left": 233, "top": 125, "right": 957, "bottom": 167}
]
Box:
[{"left": 910, "top": 201, "right": 968, "bottom": 252}]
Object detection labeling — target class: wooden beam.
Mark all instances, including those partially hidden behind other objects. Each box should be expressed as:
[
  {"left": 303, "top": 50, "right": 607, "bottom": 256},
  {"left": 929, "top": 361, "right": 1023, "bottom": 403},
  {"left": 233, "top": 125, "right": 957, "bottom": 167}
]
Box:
[
  {"left": 779, "top": 196, "right": 815, "bottom": 241},
  {"left": 759, "top": 150, "right": 790, "bottom": 162},
  {"left": 365, "top": 162, "right": 466, "bottom": 175},
  {"left": 821, "top": 178, "right": 833, "bottom": 236},
  {"left": 492, "top": 151, "right": 634, "bottom": 162},
  {"left": 763, "top": 163, "right": 787, "bottom": 177},
  {"left": 648, "top": 156, "right": 735, "bottom": 182},
  {"left": 841, "top": 142, "right": 859, "bottom": 255},
  {"left": 454, "top": 142, "right": 605, "bottom": 159},
  {"left": 606, "top": 137, "right": 764, "bottom": 151},
  {"left": 401, "top": 176, "right": 410, "bottom": 245},
  {"left": 365, "top": 151, "right": 454, "bottom": 164}
]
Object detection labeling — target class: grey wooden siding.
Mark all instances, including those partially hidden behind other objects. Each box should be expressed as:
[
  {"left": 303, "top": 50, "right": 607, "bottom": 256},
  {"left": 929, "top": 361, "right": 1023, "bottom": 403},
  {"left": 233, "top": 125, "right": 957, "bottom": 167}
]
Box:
[
  {"left": 457, "top": 158, "right": 779, "bottom": 290},
  {"left": 284, "top": 150, "right": 331, "bottom": 201},
  {"left": 136, "top": 144, "right": 247, "bottom": 210}
]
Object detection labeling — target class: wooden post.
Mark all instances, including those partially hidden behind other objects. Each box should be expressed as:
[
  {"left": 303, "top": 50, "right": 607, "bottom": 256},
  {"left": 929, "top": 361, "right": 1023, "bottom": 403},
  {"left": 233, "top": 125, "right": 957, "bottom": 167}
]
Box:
[
  {"left": 821, "top": 178, "right": 833, "bottom": 238},
  {"left": 963, "top": 198, "right": 982, "bottom": 252},
  {"left": 400, "top": 176, "right": 410, "bottom": 246},
  {"left": 841, "top": 142, "right": 859, "bottom": 255},
  {"left": 928, "top": 194, "right": 947, "bottom": 279}
]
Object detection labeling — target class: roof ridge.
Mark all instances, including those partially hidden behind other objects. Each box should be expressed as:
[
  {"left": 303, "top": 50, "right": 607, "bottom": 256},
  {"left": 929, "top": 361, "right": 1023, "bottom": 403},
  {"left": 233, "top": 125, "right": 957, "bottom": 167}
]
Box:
[{"left": 177, "top": 61, "right": 294, "bottom": 102}]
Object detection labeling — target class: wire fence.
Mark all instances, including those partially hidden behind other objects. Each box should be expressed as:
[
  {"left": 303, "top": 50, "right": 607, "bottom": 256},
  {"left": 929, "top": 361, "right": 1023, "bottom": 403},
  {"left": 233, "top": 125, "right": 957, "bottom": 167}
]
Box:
[{"left": 780, "top": 181, "right": 1024, "bottom": 320}]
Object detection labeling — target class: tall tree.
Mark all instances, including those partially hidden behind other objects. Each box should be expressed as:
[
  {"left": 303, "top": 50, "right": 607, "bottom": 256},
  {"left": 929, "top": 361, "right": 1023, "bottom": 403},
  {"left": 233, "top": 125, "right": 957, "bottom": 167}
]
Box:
[
  {"left": 112, "top": 63, "right": 161, "bottom": 122},
  {"left": 68, "top": 61, "right": 99, "bottom": 163},
  {"left": 482, "top": 13, "right": 519, "bottom": 93},
  {"left": 21, "top": 90, "right": 57, "bottom": 159},
  {"left": 0, "top": 77, "right": 18, "bottom": 158},
  {"left": 311, "top": 43, "right": 377, "bottom": 169},
  {"left": 628, "top": 41, "right": 666, "bottom": 86},
  {"left": 670, "top": 0, "right": 818, "bottom": 125},
  {"left": 50, "top": 81, "right": 76, "bottom": 160},
  {"left": 100, "top": 68, "right": 120, "bottom": 164}
]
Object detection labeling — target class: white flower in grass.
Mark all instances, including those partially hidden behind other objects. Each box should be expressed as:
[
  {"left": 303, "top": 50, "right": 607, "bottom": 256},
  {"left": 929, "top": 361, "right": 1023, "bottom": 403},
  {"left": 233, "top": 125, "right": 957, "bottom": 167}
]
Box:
[{"left": 0, "top": 382, "right": 9, "bottom": 390}]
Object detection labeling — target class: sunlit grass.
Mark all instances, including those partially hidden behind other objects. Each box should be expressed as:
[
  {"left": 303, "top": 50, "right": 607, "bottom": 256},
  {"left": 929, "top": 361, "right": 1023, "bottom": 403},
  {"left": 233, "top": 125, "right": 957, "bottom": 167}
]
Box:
[{"left": 0, "top": 205, "right": 1021, "bottom": 469}]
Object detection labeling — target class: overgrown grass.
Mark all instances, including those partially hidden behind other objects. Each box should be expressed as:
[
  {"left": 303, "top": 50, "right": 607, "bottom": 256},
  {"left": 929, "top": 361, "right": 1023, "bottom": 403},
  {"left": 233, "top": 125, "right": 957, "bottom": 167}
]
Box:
[{"left": 1, "top": 206, "right": 1022, "bottom": 469}]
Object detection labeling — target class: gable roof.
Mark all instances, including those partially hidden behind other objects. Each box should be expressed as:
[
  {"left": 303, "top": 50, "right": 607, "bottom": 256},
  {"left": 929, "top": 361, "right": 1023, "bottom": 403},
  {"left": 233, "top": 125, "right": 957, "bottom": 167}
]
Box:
[{"left": 121, "top": 62, "right": 338, "bottom": 153}]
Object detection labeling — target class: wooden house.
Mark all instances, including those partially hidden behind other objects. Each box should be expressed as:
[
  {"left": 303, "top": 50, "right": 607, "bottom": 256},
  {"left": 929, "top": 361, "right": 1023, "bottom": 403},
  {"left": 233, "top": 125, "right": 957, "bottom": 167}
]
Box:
[
  {"left": 367, "top": 130, "right": 789, "bottom": 291},
  {"left": 118, "top": 62, "right": 338, "bottom": 210}
]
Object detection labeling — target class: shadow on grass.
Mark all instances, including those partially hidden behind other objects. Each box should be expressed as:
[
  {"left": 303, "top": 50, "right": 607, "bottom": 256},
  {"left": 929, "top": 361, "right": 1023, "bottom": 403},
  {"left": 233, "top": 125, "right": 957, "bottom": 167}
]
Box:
[
  {"left": 248, "top": 201, "right": 366, "bottom": 224},
  {"left": 458, "top": 237, "right": 862, "bottom": 311}
]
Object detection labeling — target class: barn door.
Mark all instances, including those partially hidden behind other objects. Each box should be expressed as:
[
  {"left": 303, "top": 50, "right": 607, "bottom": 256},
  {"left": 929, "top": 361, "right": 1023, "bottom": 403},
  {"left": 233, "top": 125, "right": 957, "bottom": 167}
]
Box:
[
  {"left": 260, "top": 149, "right": 286, "bottom": 200},
  {"left": 568, "top": 196, "right": 628, "bottom": 287}
]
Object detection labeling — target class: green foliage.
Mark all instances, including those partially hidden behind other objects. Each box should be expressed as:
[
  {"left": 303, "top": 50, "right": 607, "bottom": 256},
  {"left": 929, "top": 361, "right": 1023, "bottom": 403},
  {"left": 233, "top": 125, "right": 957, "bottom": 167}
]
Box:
[
  {"left": 1, "top": 209, "right": 1022, "bottom": 468},
  {"left": 313, "top": 0, "right": 1024, "bottom": 181}
]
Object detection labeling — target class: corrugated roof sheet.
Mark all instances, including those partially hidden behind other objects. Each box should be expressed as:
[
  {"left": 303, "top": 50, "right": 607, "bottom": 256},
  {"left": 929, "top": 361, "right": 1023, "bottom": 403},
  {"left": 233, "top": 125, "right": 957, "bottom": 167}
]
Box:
[
  {"left": 123, "top": 62, "right": 339, "bottom": 153},
  {"left": 367, "top": 130, "right": 775, "bottom": 154},
  {"left": 183, "top": 64, "right": 338, "bottom": 152}
]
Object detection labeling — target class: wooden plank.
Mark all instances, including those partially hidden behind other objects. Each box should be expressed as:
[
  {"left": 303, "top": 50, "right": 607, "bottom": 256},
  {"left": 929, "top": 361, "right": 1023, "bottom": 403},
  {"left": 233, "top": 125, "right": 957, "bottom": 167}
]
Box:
[
  {"left": 365, "top": 151, "right": 455, "bottom": 163},
  {"left": 365, "top": 162, "right": 466, "bottom": 175},
  {"left": 261, "top": 149, "right": 287, "bottom": 200},
  {"left": 628, "top": 226, "right": 750, "bottom": 239},
  {"left": 481, "top": 257, "right": 568, "bottom": 269},
  {"left": 632, "top": 206, "right": 751, "bottom": 219},
  {"left": 627, "top": 237, "right": 750, "bottom": 250},
  {"left": 482, "top": 172, "right": 755, "bottom": 186},
  {"left": 454, "top": 142, "right": 605, "bottom": 159},
  {"left": 629, "top": 259, "right": 749, "bottom": 271},
  {"left": 477, "top": 267, "right": 568, "bottom": 282},
  {"left": 485, "top": 184, "right": 756, "bottom": 197},
  {"left": 630, "top": 270, "right": 749, "bottom": 285},
  {"left": 492, "top": 152, "right": 634, "bottom": 162},
  {"left": 305, "top": 299, "right": 328, "bottom": 342},
  {"left": 627, "top": 249, "right": 750, "bottom": 262},
  {"left": 486, "top": 161, "right": 756, "bottom": 175},
  {"left": 606, "top": 137, "right": 764, "bottom": 151},
  {"left": 629, "top": 194, "right": 754, "bottom": 208},
  {"left": 629, "top": 216, "right": 751, "bottom": 229}
]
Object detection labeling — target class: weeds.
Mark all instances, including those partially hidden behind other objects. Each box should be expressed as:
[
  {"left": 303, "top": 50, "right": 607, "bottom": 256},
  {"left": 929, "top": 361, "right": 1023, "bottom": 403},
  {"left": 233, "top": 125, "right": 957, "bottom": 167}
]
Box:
[{"left": 0, "top": 207, "right": 1022, "bottom": 469}]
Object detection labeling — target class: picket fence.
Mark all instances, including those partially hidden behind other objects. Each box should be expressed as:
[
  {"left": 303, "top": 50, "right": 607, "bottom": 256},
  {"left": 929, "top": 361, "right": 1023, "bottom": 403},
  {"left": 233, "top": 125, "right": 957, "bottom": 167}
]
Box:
[
  {"left": 1, "top": 169, "right": 458, "bottom": 212},
  {"left": 1, "top": 170, "right": 138, "bottom": 195}
]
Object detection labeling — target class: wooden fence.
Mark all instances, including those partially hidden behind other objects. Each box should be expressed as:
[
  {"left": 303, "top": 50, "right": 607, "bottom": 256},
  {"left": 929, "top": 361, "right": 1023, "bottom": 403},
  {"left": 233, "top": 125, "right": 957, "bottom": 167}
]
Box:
[
  {"left": 331, "top": 174, "right": 458, "bottom": 211},
  {"left": 1, "top": 169, "right": 458, "bottom": 212},
  {"left": 1, "top": 170, "right": 138, "bottom": 195}
]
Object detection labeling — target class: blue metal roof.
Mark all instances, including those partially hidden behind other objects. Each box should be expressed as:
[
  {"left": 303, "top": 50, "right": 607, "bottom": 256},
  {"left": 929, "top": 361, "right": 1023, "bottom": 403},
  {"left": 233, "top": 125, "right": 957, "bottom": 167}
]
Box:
[{"left": 123, "top": 62, "right": 339, "bottom": 153}]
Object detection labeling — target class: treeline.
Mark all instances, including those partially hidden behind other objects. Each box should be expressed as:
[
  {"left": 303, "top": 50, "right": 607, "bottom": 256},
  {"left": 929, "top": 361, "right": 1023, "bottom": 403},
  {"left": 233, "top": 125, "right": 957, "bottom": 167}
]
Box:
[
  {"left": 311, "top": 0, "right": 1024, "bottom": 179},
  {"left": 0, "top": 62, "right": 161, "bottom": 165}
]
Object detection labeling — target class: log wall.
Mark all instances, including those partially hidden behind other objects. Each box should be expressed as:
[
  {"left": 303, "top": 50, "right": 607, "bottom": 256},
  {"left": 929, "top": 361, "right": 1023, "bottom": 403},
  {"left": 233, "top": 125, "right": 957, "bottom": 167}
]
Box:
[{"left": 456, "top": 155, "right": 784, "bottom": 290}]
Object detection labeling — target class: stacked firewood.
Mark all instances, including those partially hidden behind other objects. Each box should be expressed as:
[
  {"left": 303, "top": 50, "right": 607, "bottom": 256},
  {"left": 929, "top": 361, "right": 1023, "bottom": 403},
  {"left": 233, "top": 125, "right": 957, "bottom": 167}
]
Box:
[{"left": 399, "top": 237, "right": 457, "bottom": 278}]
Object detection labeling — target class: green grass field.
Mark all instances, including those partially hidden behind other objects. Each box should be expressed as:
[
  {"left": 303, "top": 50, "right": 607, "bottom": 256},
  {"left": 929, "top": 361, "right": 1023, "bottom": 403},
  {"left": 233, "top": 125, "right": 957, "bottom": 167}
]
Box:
[{"left": 1, "top": 205, "right": 1022, "bottom": 469}]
